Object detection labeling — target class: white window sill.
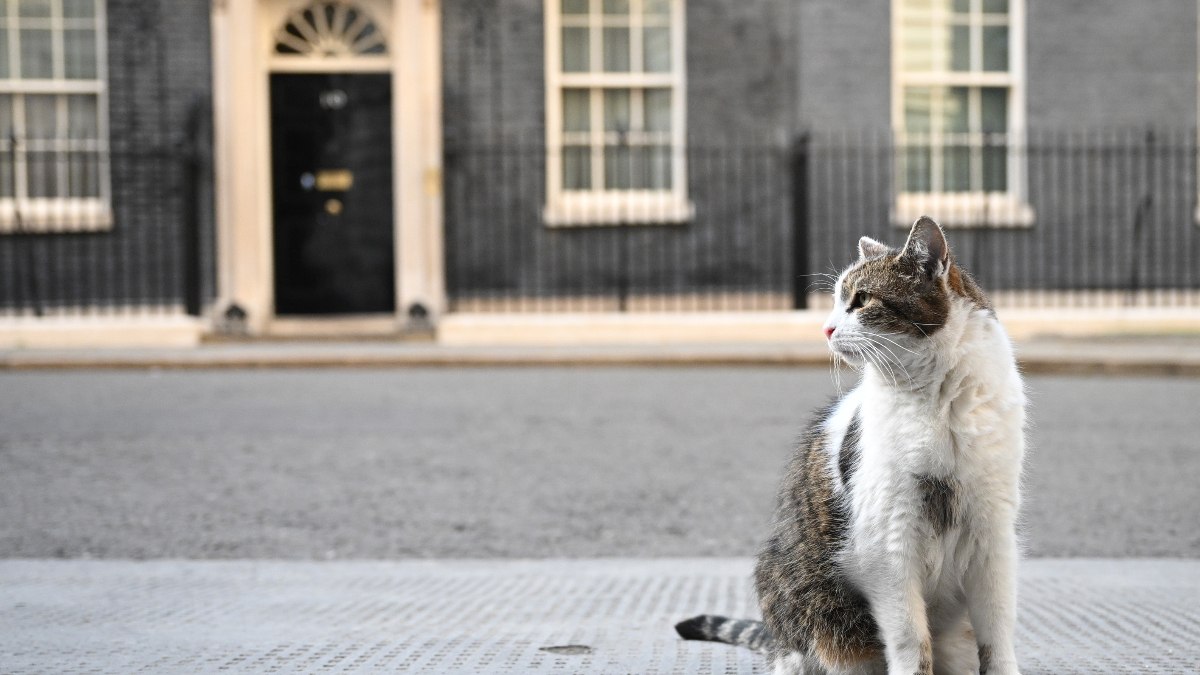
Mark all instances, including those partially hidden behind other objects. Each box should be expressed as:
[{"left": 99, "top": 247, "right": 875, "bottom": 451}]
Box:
[
  {"left": 891, "top": 193, "right": 1035, "bottom": 229},
  {"left": 0, "top": 199, "right": 113, "bottom": 234},
  {"left": 544, "top": 192, "right": 694, "bottom": 227}
]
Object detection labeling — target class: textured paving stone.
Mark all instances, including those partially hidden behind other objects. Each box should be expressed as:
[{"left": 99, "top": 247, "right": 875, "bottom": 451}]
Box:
[{"left": 1, "top": 558, "right": 1197, "bottom": 674}]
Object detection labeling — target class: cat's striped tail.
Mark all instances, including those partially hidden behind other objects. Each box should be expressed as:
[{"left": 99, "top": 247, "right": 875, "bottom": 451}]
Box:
[{"left": 674, "top": 615, "right": 775, "bottom": 653}]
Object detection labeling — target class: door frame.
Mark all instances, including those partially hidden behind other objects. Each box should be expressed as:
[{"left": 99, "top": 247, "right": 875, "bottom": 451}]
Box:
[{"left": 211, "top": 0, "right": 444, "bottom": 333}]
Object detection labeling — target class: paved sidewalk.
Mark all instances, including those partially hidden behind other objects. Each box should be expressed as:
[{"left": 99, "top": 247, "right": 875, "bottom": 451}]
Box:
[
  {"left": 2, "top": 334, "right": 1200, "bottom": 375},
  {"left": 1, "top": 558, "right": 1197, "bottom": 674}
]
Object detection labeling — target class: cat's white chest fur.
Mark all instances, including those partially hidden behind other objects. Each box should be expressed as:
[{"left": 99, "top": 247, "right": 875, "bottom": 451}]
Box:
[{"left": 836, "top": 306, "right": 1026, "bottom": 644}]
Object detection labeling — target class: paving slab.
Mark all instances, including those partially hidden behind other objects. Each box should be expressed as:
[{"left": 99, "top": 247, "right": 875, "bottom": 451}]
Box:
[{"left": 1, "top": 558, "right": 1197, "bottom": 674}]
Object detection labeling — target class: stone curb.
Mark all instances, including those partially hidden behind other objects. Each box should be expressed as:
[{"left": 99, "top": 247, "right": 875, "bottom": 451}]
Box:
[{"left": 2, "top": 343, "right": 1199, "bottom": 375}]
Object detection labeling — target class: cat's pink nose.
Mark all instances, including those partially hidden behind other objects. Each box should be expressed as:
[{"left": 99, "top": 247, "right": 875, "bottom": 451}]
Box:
[{"left": 824, "top": 327, "right": 835, "bottom": 340}]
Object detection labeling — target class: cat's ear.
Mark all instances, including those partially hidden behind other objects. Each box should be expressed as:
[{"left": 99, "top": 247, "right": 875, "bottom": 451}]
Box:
[
  {"left": 901, "top": 216, "right": 950, "bottom": 280},
  {"left": 857, "top": 236, "right": 890, "bottom": 260}
]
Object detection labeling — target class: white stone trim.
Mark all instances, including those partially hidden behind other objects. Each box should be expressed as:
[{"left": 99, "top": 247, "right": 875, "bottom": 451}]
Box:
[
  {"left": 890, "top": 191, "right": 1034, "bottom": 228},
  {"left": 0, "top": 198, "right": 111, "bottom": 232},
  {"left": 0, "top": 315, "right": 202, "bottom": 349}
]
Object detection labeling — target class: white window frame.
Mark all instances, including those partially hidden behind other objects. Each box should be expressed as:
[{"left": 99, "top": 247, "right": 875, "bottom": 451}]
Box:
[
  {"left": 891, "top": 0, "right": 1033, "bottom": 228},
  {"left": 0, "top": 0, "right": 111, "bottom": 234},
  {"left": 543, "top": 0, "right": 692, "bottom": 226}
]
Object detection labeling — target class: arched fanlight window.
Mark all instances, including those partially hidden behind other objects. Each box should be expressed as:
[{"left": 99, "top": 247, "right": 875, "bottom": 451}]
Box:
[{"left": 274, "top": 1, "right": 387, "bottom": 57}]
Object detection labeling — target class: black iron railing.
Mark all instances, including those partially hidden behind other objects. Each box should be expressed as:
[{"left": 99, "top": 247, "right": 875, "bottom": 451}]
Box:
[
  {"left": 3, "top": 129, "right": 1197, "bottom": 318},
  {"left": 0, "top": 141, "right": 208, "bottom": 318},
  {"left": 445, "top": 130, "right": 1200, "bottom": 312}
]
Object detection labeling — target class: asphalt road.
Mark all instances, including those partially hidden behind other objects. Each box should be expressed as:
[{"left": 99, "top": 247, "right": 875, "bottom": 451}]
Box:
[{"left": 0, "top": 368, "right": 1196, "bottom": 559}]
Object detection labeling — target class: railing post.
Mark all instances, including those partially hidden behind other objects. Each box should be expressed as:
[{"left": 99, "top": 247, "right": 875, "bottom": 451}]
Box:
[
  {"left": 616, "top": 128, "right": 630, "bottom": 312},
  {"left": 789, "top": 133, "right": 810, "bottom": 310},
  {"left": 181, "top": 99, "right": 204, "bottom": 317},
  {"left": 1127, "top": 129, "right": 1154, "bottom": 304},
  {"left": 12, "top": 131, "right": 44, "bottom": 317}
]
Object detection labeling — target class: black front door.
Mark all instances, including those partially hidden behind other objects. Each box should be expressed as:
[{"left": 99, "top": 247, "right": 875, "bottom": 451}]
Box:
[{"left": 270, "top": 73, "right": 395, "bottom": 315}]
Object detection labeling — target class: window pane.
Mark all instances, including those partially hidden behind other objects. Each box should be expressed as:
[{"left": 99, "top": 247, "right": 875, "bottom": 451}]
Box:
[
  {"left": 644, "top": 0, "right": 669, "bottom": 15},
  {"left": 604, "top": 146, "right": 674, "bottom": 190},
  {"left": 0, "top": 149, "right": 12, "bottom": 197},
  {"left": 603, "top": 145, "right": 631, "bottom": 189},
  {"left": 25, "top": 94, "right": 57, "bottom": 140},
  {"left": 603, "top": 88, "right": 630, "bottom": 132},
  {"left": 0, "top": 94, "right": 12, "bottom": 196},
  {"left": 27, "top": 151, "right": 58, "bottom": 197},
  {"left": 17, "top": 0, "right": 51, "bottom": 17},
  {"left": 982, "top": 26, "right": 1008, "bottom": 71},
  {"left": 949, "top": 24, "right": 969, "bottom": 71},
  {"left": 602, "top": 0, "right": 629, "bottom": 14},
  {"left": 562, "top": 89, "right": 590, "bottom": 132},
  {"left": 63, "top": 0, "right": 97, "bottom": 18},
  {"left": 982, "top": 144, "right": 1006, "bottom": 192},
  {"left": 20, "top": 29, "right": 54, "bottom": 79},
  {"left": 561, "top": 27, "right": 589, "bottom": 72},
  {"left": 563, "top": 145, "right": 591, "bottom": 189},
  {"left": 602, "top": 27, "right": 629, "bottom": 72},
  {"left": 903, "top": 87, "right": 932, "bottom": 133},
  {"left": 902, "top": 145, "right": 932, "bottom": 192},
  {"left": 68, "top": 151, "right": 100, "bottom": 197},
  {"left": 951, "top": 0, "right": 969, "bottom": 12},
  {"left": 0, "top": 95, "right": 14, "bottom": 195},
  {"left": 561, "top": 0, "right": 588, "bottom": 14},
  {"left": 943, "top": 86, "right": 969, "bottom": 134},
  {"left": 980, "top": 87, "right": 1007, "bottom": 132},
  {"left": 942, "top": 145, "right": 970, "bottom": 192},
  {"left": 643, "top": 26, "right": 670, "bottom": 72},
  {"left": 644, "top": 88, "right": 671, "bottom": 132},
  {"left": 982, "top": 0, "right": 1008, "bottom": 14},
  {"left": 644, "top": 145, "right": 671, "bottom": 189},
  {"left": 64, "top": 28, "right": 98, "bottom": 79},
  {"left": 0, "top": 94, "right": 11, "bottom": 138},
  {"left": 0, "top": 30, "right": 8, "bottom": 79},
  {"left": 67, "top": 94, "right": 98, "bottom": 139}
]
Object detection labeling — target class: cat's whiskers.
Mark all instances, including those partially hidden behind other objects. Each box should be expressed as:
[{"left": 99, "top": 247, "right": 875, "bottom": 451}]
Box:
[
  {"left": 829, "top": 350, "right": 843, "bottom": 395},
  {"left": 869, "top": 331, "right": 919, "bottom": 356},
  {"left": 862, "top": 334, "right": 916, "bottom": 376},
  {"left": 866, "top": 337, "right": 915, "bottom": 386},
  {"left": 841, "top": 336, "right": 898, "bottom": 388},
  {"left": 798, "top": 271, "right": 839, "bottom": 295},
  {"left": 864, "top": 341, "right": 901, "bottom": 388},
  {"left": 844, "top": 334, "right": 914, "bottom": 389}
]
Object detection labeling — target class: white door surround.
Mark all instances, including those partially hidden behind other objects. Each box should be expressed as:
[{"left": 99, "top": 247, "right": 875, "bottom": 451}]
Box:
[{"left": 210, "top": 0, "right": 444, "bottom": 334}]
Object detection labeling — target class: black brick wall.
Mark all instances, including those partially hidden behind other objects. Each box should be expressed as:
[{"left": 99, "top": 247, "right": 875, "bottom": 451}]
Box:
[
  {"left": 0, "top": 0, "right": 215, "bottom": 314},
  {"left": 441, "top": 0, "right": 801, "bottom": 305}
]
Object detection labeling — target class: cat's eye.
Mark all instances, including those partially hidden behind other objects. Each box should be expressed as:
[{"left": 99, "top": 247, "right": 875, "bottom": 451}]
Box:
[{"left": 848, "top": 290, "right": 870, "bottom": 311}]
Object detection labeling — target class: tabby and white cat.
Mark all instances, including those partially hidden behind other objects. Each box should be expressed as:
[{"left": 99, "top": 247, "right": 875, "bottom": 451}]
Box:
[{"left": 677, "top": 217, "right": 1026, "bottom": 675}]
